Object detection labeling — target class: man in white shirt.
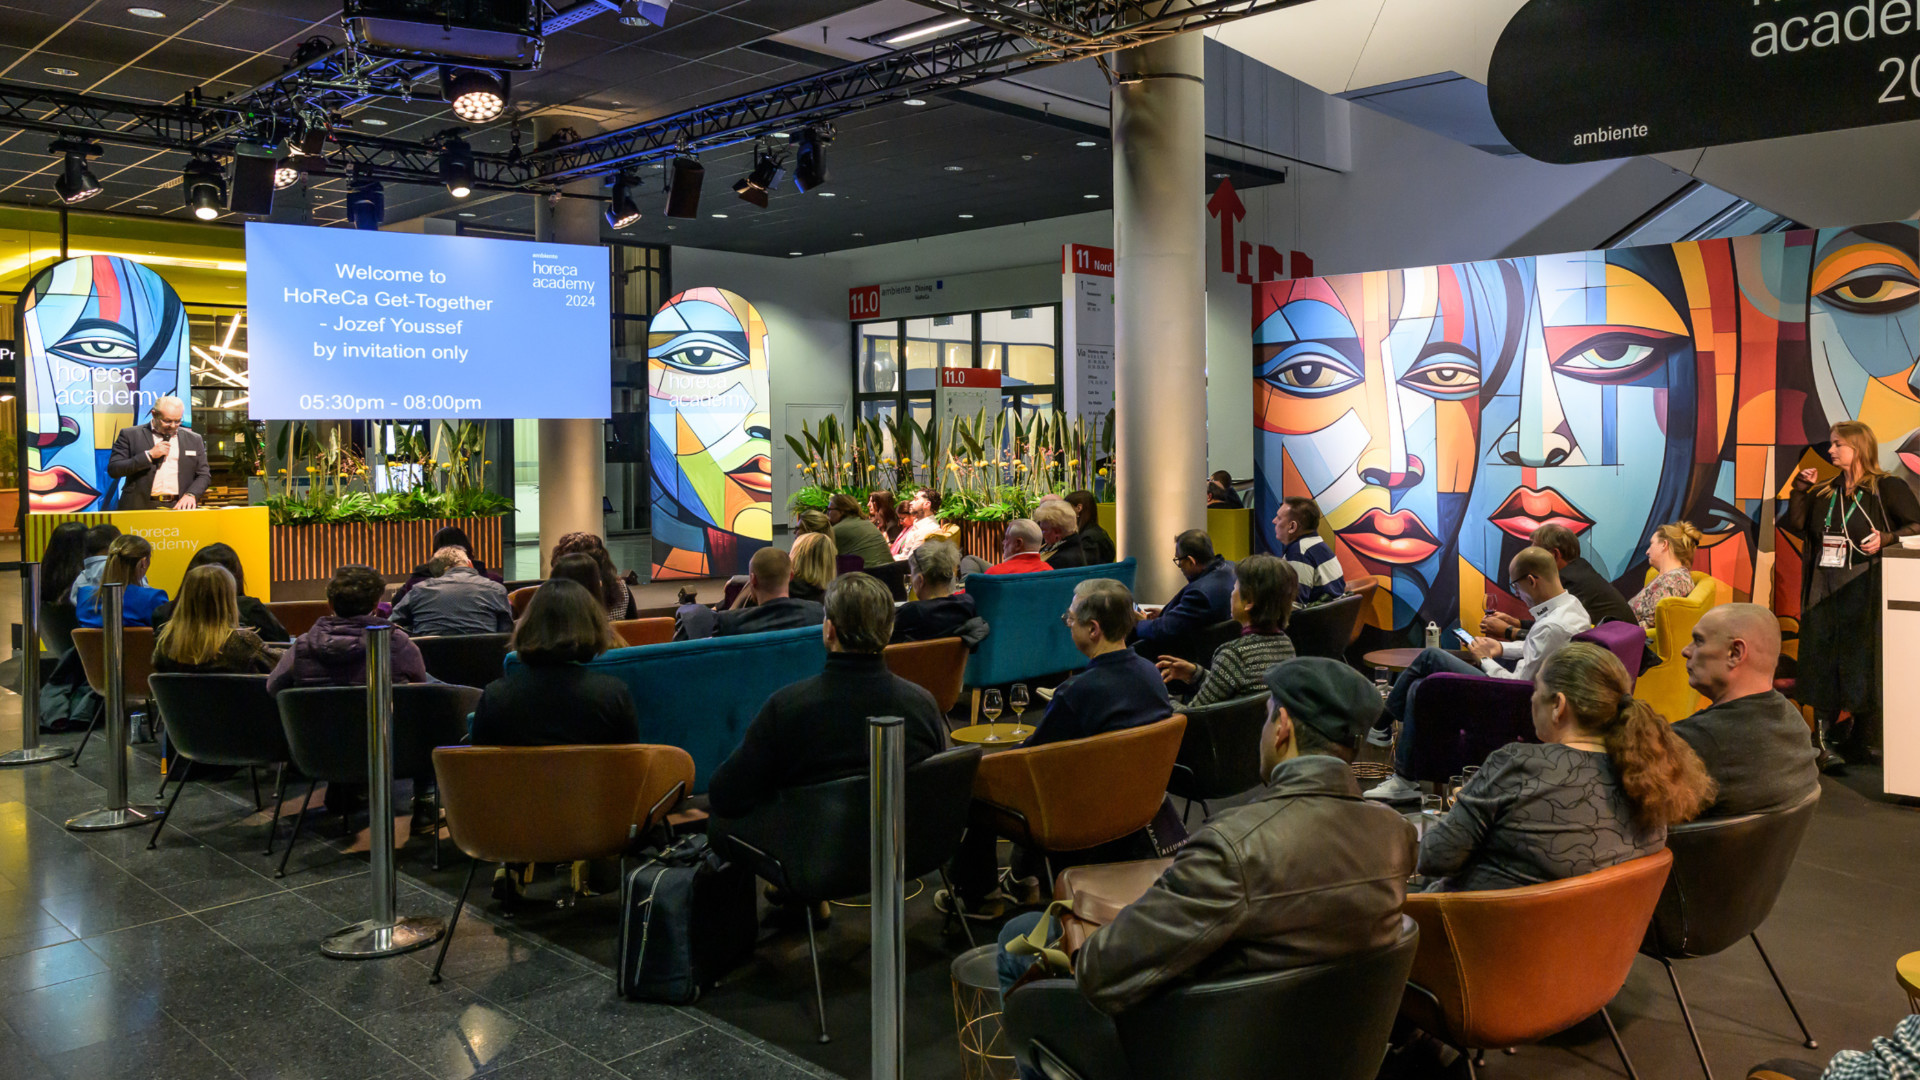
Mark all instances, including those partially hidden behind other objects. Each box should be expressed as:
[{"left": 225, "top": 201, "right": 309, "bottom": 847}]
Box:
[
  {"left": 105, "top": 397, "right": 210, "bottom": 510},
  {"left": 1363, "top": 546, "right": 1591, "bottom": 801}
]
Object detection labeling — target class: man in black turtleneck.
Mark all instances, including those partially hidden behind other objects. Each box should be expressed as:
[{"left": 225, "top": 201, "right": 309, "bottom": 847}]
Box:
[{"left": 706, "top": 571, "right": 949, "bottom": 818}]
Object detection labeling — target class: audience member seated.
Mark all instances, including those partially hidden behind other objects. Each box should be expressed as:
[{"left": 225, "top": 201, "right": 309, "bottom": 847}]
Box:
[
  {"left": 707, "top": 572, "right": 947, "bottom": 818},
  {"left": 153, "top": 542, "right": 289, "bottom": 642},
  {"left": 1133, "top": 530, "right": 1235, "bottom": 653},
  {"left": 711, "top": 548, "right": 825, "bottom": 638},
  {"left": 793, "top": 508, "right": 832, "bottom": 537},
  {"left": 788, "top": 532, "right": 838, "bottom": 604},
  {"left": 828, "top": 492, "right": 895, "bottom": 568},
  {"left": 672, "top": 586, "right": 718, "bottom": 642},
  {"left": 1206, "top": 470, "right": 1243, "bottom": 509},
  {"left": 1154, "top": 553, "right": 1297, "bottom": 707},
  {"left": 988, "top": 519, "right": 1052, "bottom": 575},
  {"left": 549, "top": 553, "right": 612, "bottom": 620},
  {"left": 267, "top": 565, "right": 428, "bottom": 693},
  {"left": 153, "top": 565, "right": 277, "bottom": 674},
  {"left": 75, "top": 535, "right": 168, "bottom": 628},
  {"left": 869, "top": 489, "right": 905, "bottom": 543},
  {"left": 891, "top": 489, "right": 945, "bottom": 559},
  {"left": 1674, "top": 604, "right": 1819, "bottom": 815},
  {"left": 1364, "top": 547, "right": 1591, "bottom": 800},
  {"left": 67, "top": 523, "right": 121, "bottom": 604},
  {"left": 892, "top": 541, "right": 988, "bottom": 646},
  {"left": 1272, "top": 497, "right": 1346, "bottom": 606},
  {"left": 1631, "top": 522, "right": 1704, "bottom": 629},
  {"left": 1066, "top": 490, "right": 1116, "bottom": 565},
  {"left": 1036, "top": 499, "right": 1086, "bottom": 570},
  {"left": 33, "top": 523, "right": 90, "bottom": 731},
  {"left": 552, "top": 531, "right": 639, "bottom": 619},
  {"left": 391, "top": 545, "right": 514, "bottom": 636},
  {"left": 995, "top": 658, "right": 1415, "bottom": 1018},
  {"left": 391, "top": 525, "right": 503, "bottom": 606},
  {"left": 1415, "top": 642, "right": 1713, "bottom": 891},
  {"left": 1482, "top": 523, "right": 1634, "bottom": 640},
  {"left": 470, "top": 579, "right": 639, "bottom": 746}
]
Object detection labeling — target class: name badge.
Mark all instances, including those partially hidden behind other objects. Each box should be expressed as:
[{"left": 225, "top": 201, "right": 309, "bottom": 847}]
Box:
[
  {"left": 184, "top": 450, "right": 197, "bottom": 456},
  {"left": 1820, "top": 534, "right": 1849, "bottom": 569}
]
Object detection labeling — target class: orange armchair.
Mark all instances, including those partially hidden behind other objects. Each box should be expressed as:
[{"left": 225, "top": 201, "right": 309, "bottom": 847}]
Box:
[
  {"left": 1401, "top": 850, "right": 1674, "bottom": 1078},
  {"left": 970, "top": 716, "right": 1186, "bottom": 858},
  {"left": 611, "top": 616, "right": 675, "bottom": 648},
  {"left": 884, "top": 637, "right": 968, "bottom": 715}
]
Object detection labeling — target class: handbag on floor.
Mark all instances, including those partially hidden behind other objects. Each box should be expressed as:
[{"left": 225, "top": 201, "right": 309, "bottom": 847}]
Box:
[{"left": 617, "top": 834, "right": 756, "bottom": 1004}]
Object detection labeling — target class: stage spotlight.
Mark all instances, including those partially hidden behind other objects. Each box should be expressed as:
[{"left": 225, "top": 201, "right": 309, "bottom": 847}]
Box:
[
  {"left": 442, "top": 67, "right": 508, "bottom": 123},
  {"left": 792, "top": 125, "right": 831, "bottom": 193},
  {"left": 439, "top": 136, "right": 474, "bottom": 197},
  {"left": 605, "top": 171, "right": 641, "bottom": 228},
  {"left": 731, "top": 148, "right": 782, "bottom": 208},
  {"left": 182, "top": 155, "right": 226, "bottom": 220},
  {"left": 665, "top": 155, "right": 704, "bottom": 218},
  {"left": 273, "top": 162, "right": 300, "bottom": 189},
  {"left": 346, "top": 178, "right": 384, "bottom": 230},
  {"left": 618, "top": 0, "right": 671, "bottom": 26},
  {"left": 50, "top": 138, "right": 102, "bottom": 205}
]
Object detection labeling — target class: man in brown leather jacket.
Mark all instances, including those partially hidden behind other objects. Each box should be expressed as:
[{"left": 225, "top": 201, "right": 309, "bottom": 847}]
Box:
[{"left": 998, "top": 657, "right": 1417, "bottom": 1027}]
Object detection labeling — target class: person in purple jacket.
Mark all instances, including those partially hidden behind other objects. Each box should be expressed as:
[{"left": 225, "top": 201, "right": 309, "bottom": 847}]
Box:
[{"left": 267, "top": 564, "right": 428, "bottom": 694}]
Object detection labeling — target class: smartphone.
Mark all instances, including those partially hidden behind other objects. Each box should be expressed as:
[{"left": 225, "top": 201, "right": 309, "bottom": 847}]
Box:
[{"left": 1453, "top": 627, "right": 1476, "bottom": 647}]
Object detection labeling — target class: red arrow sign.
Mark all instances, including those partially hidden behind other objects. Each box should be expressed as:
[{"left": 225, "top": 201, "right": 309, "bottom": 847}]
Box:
[{"left": 1206, "top": 178, "right": 1246, "bottom": 274}]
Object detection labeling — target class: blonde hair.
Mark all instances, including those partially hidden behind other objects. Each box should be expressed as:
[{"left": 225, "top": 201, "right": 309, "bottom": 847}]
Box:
[
  {"left": 790, "top": 532, "right": 838, "bottom": 592},
  {"left": 1654, "top": 521, "right": 1704, "bottom": 566},
  {"left": 155, "top": 565, "right": 240, "bottom": 666},
  {"left": 1820, "top": 420, "right": 1892, "bottom": 493},
  {"left": 85, "top": 534, "right": 153, "bottom": 617},
  {"left": 795, "top": 509, "right": 831, "bottom": 536},
  {"left": 1536, "top": 643, "right": 1716, "bottom": 830}
]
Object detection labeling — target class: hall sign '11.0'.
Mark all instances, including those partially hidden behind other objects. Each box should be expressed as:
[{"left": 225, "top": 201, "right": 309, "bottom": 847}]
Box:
[{"left": 1488, "top": 0, "right": 1920, "bottom": 164}]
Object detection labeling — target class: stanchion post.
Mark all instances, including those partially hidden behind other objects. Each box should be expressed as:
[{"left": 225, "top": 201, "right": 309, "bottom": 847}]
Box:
[
  {"left": 2, "top": 563, "right": 68, "bottom": 766},
  {"left": 67, "top": 584, "right": 159, "bottom": 829},
  {"left": 869, "top": 715, "right": 906, "bottom": 1080},
  {"left": 321, "top": 624, "right": 444, "bottom": 959}
]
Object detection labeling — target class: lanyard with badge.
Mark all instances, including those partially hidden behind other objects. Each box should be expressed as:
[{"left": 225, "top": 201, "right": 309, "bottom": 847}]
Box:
[{"left": 1820, "top": 484, "right": 1889, "bottom": 569}]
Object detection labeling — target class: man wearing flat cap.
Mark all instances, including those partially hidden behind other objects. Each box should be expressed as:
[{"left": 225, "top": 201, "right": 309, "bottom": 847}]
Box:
[{"left": 1000, "top": 657, "right": 1418, "bottom": 1024}]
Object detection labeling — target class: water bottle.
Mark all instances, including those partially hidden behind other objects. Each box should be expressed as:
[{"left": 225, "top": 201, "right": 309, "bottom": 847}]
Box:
[{"left": 1425, "top": 621, "right": 1440, "bottom": 649}]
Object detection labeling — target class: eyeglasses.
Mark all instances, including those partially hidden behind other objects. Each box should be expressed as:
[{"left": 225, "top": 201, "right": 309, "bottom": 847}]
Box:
[{"left": 1061, "top": 611, "right": 1077, "bottom": 626}]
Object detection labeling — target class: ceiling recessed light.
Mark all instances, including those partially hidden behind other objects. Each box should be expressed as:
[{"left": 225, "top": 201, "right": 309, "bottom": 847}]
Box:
[
  {"left": 818, "top": 191, "right": 836, "bottom": 197},
  {"left": 610, "top": 100, "right": 622, "bottom": 105},
  {"left": 44, "top": 67, "right": 78, "bottom": 77},
  {"left": 126, "top": 6, "right": 164, "bottom": 16},
  {"left": 958, "top": 213, "right": 974, "bottom": 219},
  {"left": 1083, "top": 193, "right": 1099, "bottom": 199},
  {"left": 852, "top": 231, "right": 864, "bottom": 237},
  {"left": 711, "top": 213, "right": 728, "bottom": 218},
  {"left": 1075, "top": 140, "right": 1097, "bottom": 147},
  {"left": 1212, "top": 172, "right": 1229, "bottom": 179},
  {"left": 136, "top": 204, "right": 157, "bottom": 210},
  {"left": 943, "top": 165, "right": 963, "bottom": 172},
  {"left": 771, "top": 132, "right": 790, "bottom": 139},
  {"left": 359, "top": 117, "right": 387, "bottom": 126},
  {"left": 903, "top": 98, "right": 926, "bottom": 106},
  {"left": 788, "top": 251, "right": 802, "bottom": 256},
  {"left": 457, "top": 212, "right": 476, "bottom": 217},
  {"left": 621, "top": 231, "right": 633, "bottom": 236}
]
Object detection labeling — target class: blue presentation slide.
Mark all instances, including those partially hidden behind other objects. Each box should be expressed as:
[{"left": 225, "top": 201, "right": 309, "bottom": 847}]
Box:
[{"left": 245, "top": 222, "right": 611, "bottom": 419}]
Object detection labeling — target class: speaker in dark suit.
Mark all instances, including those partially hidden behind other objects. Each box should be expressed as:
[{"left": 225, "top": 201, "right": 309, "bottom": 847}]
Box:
[{"left": 106, "top": 397, "right": 211, "bottom": 510}]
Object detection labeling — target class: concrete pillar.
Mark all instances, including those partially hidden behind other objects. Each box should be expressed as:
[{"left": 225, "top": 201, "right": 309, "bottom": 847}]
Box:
[
  {"left": 1111, "top": 24, "right": 1207, "bottom": 603},
  {"left": 533, "top": 118, "right": 608, "bottom": 571}
]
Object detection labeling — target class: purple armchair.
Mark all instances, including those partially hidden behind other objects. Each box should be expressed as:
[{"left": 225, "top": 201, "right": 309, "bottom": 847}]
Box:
[
  {"left": 1574, "top": 621, "right": 1648, "bottom": 679},
  {"left": 1399, "top": 673, "right": 1536, "bottom": 784}
]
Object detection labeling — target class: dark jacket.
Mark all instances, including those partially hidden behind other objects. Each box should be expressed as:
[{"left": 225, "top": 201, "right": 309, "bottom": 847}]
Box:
[
  {"left": 153, "top": 594, "right": 289, "bottom": 643},
  {"left": 714, "top": 596, "right": 825, "bottom": 637},
  {"left": 1557, "top": 557, "right": 1636, "bottom": 627},
  {"left": 391, "top": 560, "right": 504, "bottom": 607},
  {"left": 1134, "top": 556, "right": 1236, "bottom": 647},
  {"left": 153, "top": 627, "right": 277, "bottom": 675},
  {"left": 391, "top": 566, "right": 514, "bottom": 636},
  {"left": 265, "top": 614, "right": 429, "bottom": 694},
  {"left": 1078, "top": 525, "right": 1117, "bottom": 565},
  {"left": 1074, "top": 755, "right": 1417, "bottom": 1013},
  {"left": 1672, "top": 690, "right": 1819, "bottom": 817},
  {"left": 1045, "top": 536, "right": 1088, "bottom": 570},
  {"left": 832, "top": 517, "right": 896, "bottom": 569},
  {"left": 673, "top": 602, "right": 719, "bottom": 641},
  {"left": 1028, "top": 648, "right": 1172, "bottom": 747},
  {"left": 106, "top": 422, "right": 211, "bottom": 509},
  {"left": 706, "top": 652, "right": 947, "bottom": 818},
  {"left": 470, "top": 661, "right": 640, "bottom": 746},
  {"left": 890, "top": 593, "right": 989, "bottom": 648}
]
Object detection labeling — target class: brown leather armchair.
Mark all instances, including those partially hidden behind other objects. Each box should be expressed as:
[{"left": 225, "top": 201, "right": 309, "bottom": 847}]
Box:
[
  {"left": 883, "top": 636, "right": 967, "bottom": 715},
  {"left": 1401, "top": 850, "right": 1674, "bottom": 1079},
  {"left": 69, "top": 627, "right": 158, "bottom": 768},
  {"left": 508, "top": 586, "right": 537, "bottom": 619},
  {"left": 427, "top": 743, "right": 695, "bottom": 982},
  {"left": 970, "top": 716, "right": 1186, "bottom": 868},
  {"left": 611, "top": 616, "right": 674, "bottom": 648},
  {"left": 263, "top": 600, "right": 330, "bottom": 638}
]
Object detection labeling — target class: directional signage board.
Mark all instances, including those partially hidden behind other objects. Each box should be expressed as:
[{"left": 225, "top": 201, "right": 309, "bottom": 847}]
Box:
[{"left": 1489, "top": 0, "right": 1920, "bottom": 164}]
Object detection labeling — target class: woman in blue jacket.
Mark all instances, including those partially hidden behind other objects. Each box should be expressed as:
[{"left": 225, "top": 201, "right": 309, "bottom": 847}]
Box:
[{"left": 75, "top": 535, "right": 169, "bottom": 627}]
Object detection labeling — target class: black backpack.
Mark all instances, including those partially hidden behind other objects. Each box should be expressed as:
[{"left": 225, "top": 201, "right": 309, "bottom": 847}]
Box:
[{"left": 617, "top": 834, "right": 756, "bottom": 1003}]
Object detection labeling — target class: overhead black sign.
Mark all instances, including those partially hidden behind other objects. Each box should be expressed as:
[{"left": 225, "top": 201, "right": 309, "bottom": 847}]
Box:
[{"left": 1489, "top": 0, "right": 1920, "bottom": 164}]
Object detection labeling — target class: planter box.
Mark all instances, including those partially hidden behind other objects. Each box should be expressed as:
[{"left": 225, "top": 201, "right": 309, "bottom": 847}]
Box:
[
  {"left": 952, "top": 520, "right": 1008, "bottom": 563},
  {"left": 269, "top": 516, "right": 505, "bottom": 584}
]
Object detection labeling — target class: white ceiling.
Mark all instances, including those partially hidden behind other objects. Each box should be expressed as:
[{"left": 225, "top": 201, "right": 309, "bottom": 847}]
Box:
[{"left": 1213, "top": 0, "right": 1920, "bottom": 226}]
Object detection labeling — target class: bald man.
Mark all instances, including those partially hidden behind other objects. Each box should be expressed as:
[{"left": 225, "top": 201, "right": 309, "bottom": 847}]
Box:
[
  {"left": 1676, "top": 603, "right": 1819, "bottom": 816},
  {"left": 106, "top": 396, "right": 210, "bottom": 510}
]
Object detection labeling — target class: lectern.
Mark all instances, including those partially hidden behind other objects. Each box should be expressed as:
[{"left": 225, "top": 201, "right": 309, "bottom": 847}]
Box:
[{"left": 1879, "top": 546, "right": 1920, "bottom": 797}]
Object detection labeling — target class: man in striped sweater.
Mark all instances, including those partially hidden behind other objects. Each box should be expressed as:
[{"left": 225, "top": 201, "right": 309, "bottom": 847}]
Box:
[{"left": 1273, "top": 497, "right": 1347, "bottom": 606}]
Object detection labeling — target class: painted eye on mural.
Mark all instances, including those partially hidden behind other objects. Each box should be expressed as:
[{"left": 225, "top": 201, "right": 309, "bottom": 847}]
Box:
[
  {"left": 1400, "top": 347, "right": 1482, "bottom": 400},
  {"left": 653, "top": 332, "right": 749, "bottom": 375},
  {"left": 1549, "top": 331, "right": 1678, "bottom": 385},
  {"left": 48, "top": 322, "right": 138, "bottom": 366},
  {"left": 1261, "top": 353, "right": 1362, "bottom": 397},
  {"left": 1816, "top": 266, "right": 1920, "bottom": 315}
]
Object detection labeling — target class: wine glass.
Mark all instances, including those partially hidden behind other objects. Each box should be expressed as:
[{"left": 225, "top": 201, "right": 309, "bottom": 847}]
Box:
[
  {"left": 1009, "top": 684, "right": 1030, "bottom": 736},
  {"left": 982, "top": 689, "right": 1003, "bottom": 742}
]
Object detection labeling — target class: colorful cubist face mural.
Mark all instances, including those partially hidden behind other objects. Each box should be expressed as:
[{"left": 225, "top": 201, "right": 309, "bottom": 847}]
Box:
[
  {"left": 21, "top": 255, "right": 188, "bottom": 514},
  {"left": 647, "top": 287, "right": 772, "bottom": 580},
  {"left": 1255, "top": 226, "right": 1920, "bottom": 638}
]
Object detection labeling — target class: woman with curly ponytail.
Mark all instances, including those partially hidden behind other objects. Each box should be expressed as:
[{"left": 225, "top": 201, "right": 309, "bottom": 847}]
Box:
[{"left": 1417, "top": 642, "right": 1715, "bottom": 892}]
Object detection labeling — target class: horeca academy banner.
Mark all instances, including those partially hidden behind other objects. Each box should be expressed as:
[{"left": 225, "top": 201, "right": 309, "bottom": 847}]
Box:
[{"left": 1252, "top": 222, "right": 1920, "bottom": 646}]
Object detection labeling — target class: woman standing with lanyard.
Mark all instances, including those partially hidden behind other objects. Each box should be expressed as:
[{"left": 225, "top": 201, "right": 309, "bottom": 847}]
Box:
[{"left": 1785, "top": 420, "right": 1920, "bottom": 772}]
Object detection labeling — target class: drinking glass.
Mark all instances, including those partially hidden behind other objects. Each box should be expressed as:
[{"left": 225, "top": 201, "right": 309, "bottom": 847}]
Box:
[
  {"left": 1009, "top": 684, "right": 1030, "bottom": 736},
  {"left": 1448, "top": 774, "right": 1465, "bottom": 808},
  {"left": 982, "top": 689, "right": 1003, "bottom": 742}
]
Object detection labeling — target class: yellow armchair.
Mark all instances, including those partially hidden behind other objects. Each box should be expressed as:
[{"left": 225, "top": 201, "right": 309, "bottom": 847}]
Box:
[{"left": 1636, "top": 570, "right": 1717, "bottom": 722}]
